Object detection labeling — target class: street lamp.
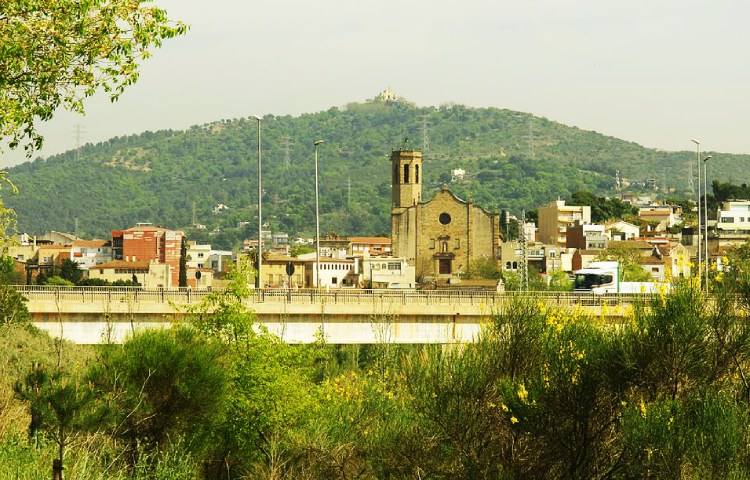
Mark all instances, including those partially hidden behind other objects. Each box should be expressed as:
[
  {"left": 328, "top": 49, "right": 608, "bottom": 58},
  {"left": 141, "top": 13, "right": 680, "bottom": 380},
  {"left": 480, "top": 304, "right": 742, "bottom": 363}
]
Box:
[
  {"left": 703, "top": 155, "right": 712, "bottom": 288},
  {"left": 314, "top": 139, "right": 324, "bottom": 289},
  {"left": 253, "top": 115, "right": 263, "bottom": 290},
  {"left": 691, "top": 138, "right": 702, "bottom": 289}
]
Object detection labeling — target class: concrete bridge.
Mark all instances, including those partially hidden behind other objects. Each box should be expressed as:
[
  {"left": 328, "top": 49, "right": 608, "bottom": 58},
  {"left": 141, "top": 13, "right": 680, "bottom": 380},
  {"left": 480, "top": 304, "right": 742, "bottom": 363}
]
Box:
[{"left": 18, "top": 286, "right": 636, "bottom": 345}]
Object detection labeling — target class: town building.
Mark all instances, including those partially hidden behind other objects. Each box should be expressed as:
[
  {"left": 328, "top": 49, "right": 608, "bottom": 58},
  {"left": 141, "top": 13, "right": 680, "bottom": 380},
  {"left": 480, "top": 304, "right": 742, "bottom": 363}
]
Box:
[
  {"left": 261, "top": 253, "right": 306, "bottom": 288},
  {"left": 111, "top": 224, "right": 185, "bottom": 287},
  {"left": 638, "top": 205, "right": 680, "bottom": 232},
  {"left": 537, "top": 200, "right": 591, "bottom": 247},
  {"left": 303, "top": 256, "right": 358, "bottom": 289},
  {"left": 389, "top": 150, "right": 500, "bottom": 281},
  {"left": 70, "top": 240, "right": 112, "bottom": 270},
  {"left": 361, "top": 255, "right": 415, "bottom": 289},
  {"left": 350, "top": 237, "right": 392, "bottom": 257},
  {"left": 716, "top": 201, "right": 750, "bottom": 235},
  {"left": 88, "top": 260, "right": 171, "bottom": 288},
  {"left": 604, "top": 220, "right": 641, "bottom": 241},
  {"left": 566, "top": 223, "right": 607, "bottom": 250}
]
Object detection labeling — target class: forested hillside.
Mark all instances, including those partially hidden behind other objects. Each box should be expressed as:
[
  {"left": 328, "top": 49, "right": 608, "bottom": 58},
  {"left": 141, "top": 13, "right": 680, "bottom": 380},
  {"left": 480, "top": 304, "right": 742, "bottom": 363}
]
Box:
[{"left": 6, "top": 96, "right": 749, "bottom": 250}]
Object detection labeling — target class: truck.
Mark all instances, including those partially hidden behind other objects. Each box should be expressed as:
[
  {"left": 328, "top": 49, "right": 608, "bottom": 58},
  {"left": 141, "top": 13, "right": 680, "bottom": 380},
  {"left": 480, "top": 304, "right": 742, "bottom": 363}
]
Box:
[{"left": 573, "top": 261, "right": 663, "bottom": 294}]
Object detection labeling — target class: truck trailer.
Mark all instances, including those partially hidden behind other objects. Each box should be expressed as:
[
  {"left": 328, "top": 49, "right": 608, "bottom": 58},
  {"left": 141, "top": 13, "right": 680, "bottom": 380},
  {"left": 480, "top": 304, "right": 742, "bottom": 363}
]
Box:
[{"left": 573, "top": 261, "right": 663, "bottom": 294}]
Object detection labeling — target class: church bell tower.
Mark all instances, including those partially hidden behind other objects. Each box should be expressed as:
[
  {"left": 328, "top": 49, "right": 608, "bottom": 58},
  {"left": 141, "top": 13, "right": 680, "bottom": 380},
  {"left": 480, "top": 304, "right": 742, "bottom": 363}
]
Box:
[{"left": 391, "top": 149, "right": 423, "bottom": 210}]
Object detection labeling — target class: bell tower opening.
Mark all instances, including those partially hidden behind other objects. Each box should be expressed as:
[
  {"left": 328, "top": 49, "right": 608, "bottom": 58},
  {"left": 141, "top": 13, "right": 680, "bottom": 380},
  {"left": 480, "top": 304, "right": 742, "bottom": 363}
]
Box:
[{"left": 390, "top": 149, "right": 423, "bottom": 209}]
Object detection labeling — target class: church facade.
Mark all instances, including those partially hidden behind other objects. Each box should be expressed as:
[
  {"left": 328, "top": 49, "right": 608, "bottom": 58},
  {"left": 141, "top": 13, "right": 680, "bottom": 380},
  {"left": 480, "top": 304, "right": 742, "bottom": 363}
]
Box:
[{"left": 389, "top": 150, "right": 501, "bottom": 280}]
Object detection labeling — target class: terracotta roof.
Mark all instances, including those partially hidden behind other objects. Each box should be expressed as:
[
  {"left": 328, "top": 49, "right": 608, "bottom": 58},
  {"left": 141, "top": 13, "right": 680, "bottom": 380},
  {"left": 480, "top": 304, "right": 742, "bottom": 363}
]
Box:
[
  {"left": 38, "top": 244, "right": 71, "bottom": 250},
  {"left": 73, "top": 240, "right": 110, "bottom": 248},
  {"left": 350, "top": 237, "right": 391, "bottom": 244},
  {"left": 303, "top": 257, "right": 354, "bottom": 263},
  {"left": 608, "top": 240, "right": 652, "bottom": 250},
  {"left": 639, "top": 211, "right": 671, "bottom": 217},
  {"left": 93, "top": 260, "right": 151, "bottom": 270},
  {"left": 264, "top": 253, "right": 299, "bottom": 263},
  {"left": 637, "top": 256, "right": 667, "bottom": 265}
]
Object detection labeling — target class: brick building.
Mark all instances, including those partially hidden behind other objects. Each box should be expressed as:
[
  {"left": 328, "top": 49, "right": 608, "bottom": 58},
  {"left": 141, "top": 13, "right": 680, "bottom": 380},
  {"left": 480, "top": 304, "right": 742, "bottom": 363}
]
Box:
[
  {"left": 112, "top": 224, "right": 184, "bottom": 287},
  {"left": 389, "top": 150, "right": 500, "bottom": 280}
]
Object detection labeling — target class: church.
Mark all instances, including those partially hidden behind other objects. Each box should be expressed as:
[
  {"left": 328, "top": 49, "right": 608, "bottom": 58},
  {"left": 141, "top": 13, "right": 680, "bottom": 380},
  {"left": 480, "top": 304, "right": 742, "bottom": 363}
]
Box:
[{"left": 389, "top": 150, "right": 501, "bottom": 281}]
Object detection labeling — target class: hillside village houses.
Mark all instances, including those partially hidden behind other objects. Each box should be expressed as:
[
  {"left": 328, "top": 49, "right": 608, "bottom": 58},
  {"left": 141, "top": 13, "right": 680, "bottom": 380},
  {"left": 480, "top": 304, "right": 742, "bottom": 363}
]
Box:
[{"left": 3, "top": 145, "right": 722, "bottom": 289}]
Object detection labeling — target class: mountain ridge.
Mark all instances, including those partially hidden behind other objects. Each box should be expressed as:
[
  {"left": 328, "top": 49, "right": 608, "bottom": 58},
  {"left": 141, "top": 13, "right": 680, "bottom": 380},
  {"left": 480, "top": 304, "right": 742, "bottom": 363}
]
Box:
[{"left": 5, "top": 98, "right": 748, "bottom": 250}]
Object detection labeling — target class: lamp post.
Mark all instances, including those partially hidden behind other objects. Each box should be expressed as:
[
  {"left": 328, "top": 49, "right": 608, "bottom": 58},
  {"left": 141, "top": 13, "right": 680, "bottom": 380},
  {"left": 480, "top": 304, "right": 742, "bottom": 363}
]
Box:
[
  {"left": 703, "top": 155, "right": 712, "bottom": 289},
  {"left": 253, "top": 115, "right": 263, "bottom": 290},
  {"left": 314, "top": 140, "right": 324, "bottom": 289},
  {"left": 691, "top": 139, "right": 702, "bottom": 289}
]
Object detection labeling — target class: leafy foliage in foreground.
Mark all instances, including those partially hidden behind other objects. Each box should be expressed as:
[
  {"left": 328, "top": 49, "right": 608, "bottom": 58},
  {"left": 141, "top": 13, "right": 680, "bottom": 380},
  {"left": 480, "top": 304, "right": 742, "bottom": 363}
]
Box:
[{"left": 7, "top": 268, "right": 750, "bottom": 477}]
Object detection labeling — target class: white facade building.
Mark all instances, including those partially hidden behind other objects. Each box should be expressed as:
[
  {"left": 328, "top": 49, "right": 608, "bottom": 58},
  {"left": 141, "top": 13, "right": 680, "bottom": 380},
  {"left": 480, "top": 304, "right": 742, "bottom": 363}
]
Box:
[
  {"left": 70, "top": 240, "right": 112, "bottom": 270},
  {"left": 717, "top": 201, "right": 750, "bottom": 234},
  {"left": 361, "top": 256, "right": 415, "bottom": 289}
]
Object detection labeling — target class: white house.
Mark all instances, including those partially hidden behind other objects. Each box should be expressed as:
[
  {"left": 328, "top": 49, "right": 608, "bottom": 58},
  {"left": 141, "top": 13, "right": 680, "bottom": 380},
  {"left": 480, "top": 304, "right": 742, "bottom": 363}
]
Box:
[
  {"left": 69, "top": 240, "right": 112, "bottom": 270},
  {"left": 302, "top": 256, "right": 358, "bottom": 288},
  {"left": 604, "top": 220, "right": 641, "bottom": 241},
  {"left": 361, "top": 256, "right": 415, "bottom": 289}
]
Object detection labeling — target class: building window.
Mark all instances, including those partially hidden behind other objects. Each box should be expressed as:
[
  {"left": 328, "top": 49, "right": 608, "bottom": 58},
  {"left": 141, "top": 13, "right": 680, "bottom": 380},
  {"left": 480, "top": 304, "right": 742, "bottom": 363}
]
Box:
[
  {"left": 439, "top": 212, "right": 451, "bottom": 225},
  {"left": 505, "top": 262, "right": 511, "bottom": 269},
  {"left": 429, "top": 238, "right": 436, "bottom": 249},
  {"left": 415, "top": 164, "right": 419, "bottom": 183},
  {"left": 332, "top": 277, "right": 338, "bottom": 284},
  {"left": 403, "top": 164, "right": 410, "bottom": 183},
  {"left": 455, "top": 238, "right": 460, "bottom": 249},
  {"left": 387, "top": 262, "right": 401, "bottom": 270}
]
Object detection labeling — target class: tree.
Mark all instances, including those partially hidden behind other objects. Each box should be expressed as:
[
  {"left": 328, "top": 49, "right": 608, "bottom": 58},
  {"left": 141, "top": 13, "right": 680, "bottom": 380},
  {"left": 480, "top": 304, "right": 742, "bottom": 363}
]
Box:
[
  {"left": 14, "top": 365, "right": 101, "bottom": 480},
  {"left": 1, "top": 0, "right": 187, "bottom": 155},
  {"left": 86, "top": 327, "right": 229, "bottom": 464},
  {"left": 59, "top": 259, "right": 82, "bottom": 284}
]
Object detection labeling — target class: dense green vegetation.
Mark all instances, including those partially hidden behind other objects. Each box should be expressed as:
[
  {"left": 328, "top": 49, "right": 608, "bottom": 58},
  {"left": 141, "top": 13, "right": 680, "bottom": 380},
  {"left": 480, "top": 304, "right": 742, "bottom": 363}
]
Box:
[
  {"left": 6, "top": 98, "right": 749, "bottom": 250},
  {"left": 3, "top": 258, "right": 750, "bottom": 478}
]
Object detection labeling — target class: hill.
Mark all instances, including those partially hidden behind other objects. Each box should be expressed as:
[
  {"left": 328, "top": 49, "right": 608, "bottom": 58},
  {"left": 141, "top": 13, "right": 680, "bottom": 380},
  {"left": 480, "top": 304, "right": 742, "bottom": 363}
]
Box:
[{"left": 5, "top": 96, "right": 749, "bottom": 250}]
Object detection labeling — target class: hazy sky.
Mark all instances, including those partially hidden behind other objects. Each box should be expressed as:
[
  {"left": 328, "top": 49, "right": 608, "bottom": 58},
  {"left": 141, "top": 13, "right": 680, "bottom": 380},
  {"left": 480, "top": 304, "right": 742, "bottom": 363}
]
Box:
[{"left": 3, "top": 0, "right": 748, "bottom": 167}]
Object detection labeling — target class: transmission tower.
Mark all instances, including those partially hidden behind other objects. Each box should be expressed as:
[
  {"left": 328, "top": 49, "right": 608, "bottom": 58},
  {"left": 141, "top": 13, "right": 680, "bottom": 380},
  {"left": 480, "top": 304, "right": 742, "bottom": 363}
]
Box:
[
  {"left": 420, "top": 115, "right": 431, "bottom": 154},
  {"left": 688, "top": 159, "right": 695, "bottom": 196},
  {"left": 282, "top": 136, "right": 294, "bottom": 168},
  {"left": 73, "top": 124, "right": 85, "bottom": 159}
]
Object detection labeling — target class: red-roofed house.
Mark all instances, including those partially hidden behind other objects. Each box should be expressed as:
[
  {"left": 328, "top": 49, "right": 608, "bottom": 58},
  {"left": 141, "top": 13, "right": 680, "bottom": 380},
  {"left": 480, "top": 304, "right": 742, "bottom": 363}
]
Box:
[
  {"left": 112, "top": 224, "right": 184, "bottom": 287},
  {"left": 88, "top": 260, "right": 172, "bottom": 288},
  {"left": 350, "top": 237, "right": 392, "bottom": 257},
  {"left": 70, "top": 239, "right": 112, "bottom": 270}
]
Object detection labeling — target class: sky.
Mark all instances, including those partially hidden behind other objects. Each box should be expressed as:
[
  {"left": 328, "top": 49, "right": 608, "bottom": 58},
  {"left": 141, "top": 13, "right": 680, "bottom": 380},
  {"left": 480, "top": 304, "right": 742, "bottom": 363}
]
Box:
[{"left": 3, "top": 0, "right": 749, "bottom": 167}]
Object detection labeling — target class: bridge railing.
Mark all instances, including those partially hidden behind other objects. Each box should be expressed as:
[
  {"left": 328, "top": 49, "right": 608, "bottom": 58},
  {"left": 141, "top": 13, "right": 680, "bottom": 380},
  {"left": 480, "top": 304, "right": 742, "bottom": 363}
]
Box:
[{"left": 14, "top": 285, "right": 649, "bottom": 309}]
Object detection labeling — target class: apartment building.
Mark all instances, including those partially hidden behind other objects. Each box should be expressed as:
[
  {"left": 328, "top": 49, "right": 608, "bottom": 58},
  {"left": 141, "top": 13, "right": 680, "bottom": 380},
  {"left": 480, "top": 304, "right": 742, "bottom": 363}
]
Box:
[{"left": 537, "top": 200, "right": 592, "bottom": 247}]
